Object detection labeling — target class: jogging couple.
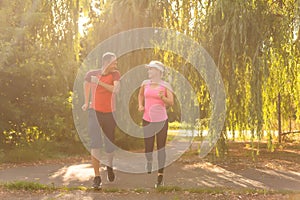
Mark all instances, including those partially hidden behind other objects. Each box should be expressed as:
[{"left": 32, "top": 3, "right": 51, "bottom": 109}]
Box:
[{"left": 82, "top": 52, "right": 174, "bottom": 189}]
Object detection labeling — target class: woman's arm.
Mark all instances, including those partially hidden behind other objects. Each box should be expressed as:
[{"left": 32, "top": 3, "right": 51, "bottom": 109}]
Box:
[
  {"left": 159, "top": 88, "right": 174, "bottom": 106},
  {"left": 159, "top": 82, "right": 174, "bottom": 106},
  {"left": 138, "top": 85, "right": 145, "bottom": 112}
]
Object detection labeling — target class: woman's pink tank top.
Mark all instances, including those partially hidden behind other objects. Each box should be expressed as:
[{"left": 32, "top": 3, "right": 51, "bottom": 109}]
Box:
[{"left": 143, "top": 81, "right": 168, "bottom": 122}]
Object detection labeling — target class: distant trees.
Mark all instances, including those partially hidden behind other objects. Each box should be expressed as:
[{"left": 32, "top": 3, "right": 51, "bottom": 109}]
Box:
[{"left": 0, "top": 0, "right": 299, "bottom": 158}]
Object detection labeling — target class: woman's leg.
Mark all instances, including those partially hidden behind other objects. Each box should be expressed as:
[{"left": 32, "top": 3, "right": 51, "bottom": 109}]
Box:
[
  {"left": 143, "top": 120, "right": 155, "bottom": 163},
  {"left": 156, "top": 119, "right": 168, "bottom": 174}
]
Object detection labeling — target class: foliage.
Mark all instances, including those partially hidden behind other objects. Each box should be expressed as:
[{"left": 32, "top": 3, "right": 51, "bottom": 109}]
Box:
[
  {"left": 0, "top": 0, "right": 299, "bottom": 161},
  {"left": 153, "top": 0, "right": 300, "bottom": 155},
  {"left": 0, "top": 0, "right": 80, "bottom": 153},
  {"left": 1, "top": 139, "right": 87, "bottom": 163}
]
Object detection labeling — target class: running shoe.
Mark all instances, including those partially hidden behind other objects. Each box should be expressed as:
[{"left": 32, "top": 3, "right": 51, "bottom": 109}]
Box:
[
  {"left": 92, "top": 176, "right": 102, "bottom": 189},
  {"left": 155, "top": 174, "right": 164, "bottom": 188},
  {"left": 107, "top": 166, "right": 115, "bottom": 182}
]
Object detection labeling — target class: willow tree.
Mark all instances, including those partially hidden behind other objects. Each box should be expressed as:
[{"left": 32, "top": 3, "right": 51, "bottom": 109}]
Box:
[
  {"left": 145, "top": 0, "right": 299, "bottom": 156},
  {"left": 201, "top": 0, "right": 299, "bottom": 153},
  {"left": 262, "top": 0, "right": 300, "bottom": 144},
  {"left": 0, "top": 0, "right": 81, "bottom": 149},
  {"left": 77, "top": 0, "right": 299, "bottom": 152}
]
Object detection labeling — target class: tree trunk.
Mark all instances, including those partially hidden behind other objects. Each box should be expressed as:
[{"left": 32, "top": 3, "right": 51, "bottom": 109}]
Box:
[{"left": 278, "top": 93, "right": 282, "bottom": 143}]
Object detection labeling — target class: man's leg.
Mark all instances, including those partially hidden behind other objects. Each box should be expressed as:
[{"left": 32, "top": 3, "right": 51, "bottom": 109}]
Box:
[
  {"left": 88, "top": 109, "right": 103, "bottom": 189},
  {"left": 91, "top": 149, "right": 101, "bottom": 176},
  {"left": 99, "top": 112, "right": 116, "bottom": 182},
  {"left": 106, "top": 152, "right": 114, "bottom": 169},
  {"left": 91, "top": 150, "right": 102, "bottom": 189}
]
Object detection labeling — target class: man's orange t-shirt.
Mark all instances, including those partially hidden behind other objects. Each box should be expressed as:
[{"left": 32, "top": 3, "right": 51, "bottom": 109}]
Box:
[{"left": 84, "top": 69, "right": 120, "bottom": 113}]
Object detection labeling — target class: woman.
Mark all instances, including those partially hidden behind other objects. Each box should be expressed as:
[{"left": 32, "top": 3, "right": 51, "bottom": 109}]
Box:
[{"left": 138, "top": 60, "right": 174, "bottom": 187}]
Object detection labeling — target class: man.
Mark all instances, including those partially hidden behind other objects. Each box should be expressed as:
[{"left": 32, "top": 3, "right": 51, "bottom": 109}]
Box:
[{"left": 82, "top": 52, "right": 120, "bottom": 189}]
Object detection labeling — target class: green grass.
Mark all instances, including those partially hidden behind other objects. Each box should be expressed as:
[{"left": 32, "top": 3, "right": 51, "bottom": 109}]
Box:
[
  {"left": 155, "top": 186, "right": 299, "bottom": 196},
  {"left": 155, "top": 185, "right": 182, "bottom": 192},
  {"left": 2, "top": 181, "right": 54, "bottom": 191},
  {"left": 132, "top": 188, "right": 147, "bottom": 193},
  {"left": 102, "top": 188, "right": 124, "bottom": 193},
  {"left": 0, "top": 181, "right": 89, "bottom": 192},
  {"left": 0, "top": 181, "right": 126, "bottom": 193},
  {"left": 186, "top": 187, "right": 224, "bottom": 194},
  {"left": 154, "top": 186, "right": 225, "bottom": 194},
  {"left": 1, "top": 181, "right": 298, "bottom": 197}
]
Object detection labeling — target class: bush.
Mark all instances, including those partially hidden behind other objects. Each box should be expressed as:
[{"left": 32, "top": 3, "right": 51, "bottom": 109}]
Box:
[{"left": 1, "top": 139, "right": 88, "bottom": 163}]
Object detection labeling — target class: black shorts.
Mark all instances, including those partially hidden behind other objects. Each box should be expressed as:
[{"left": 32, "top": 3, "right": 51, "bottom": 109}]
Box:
[{"left": 88, "top": 109, "right": 103, "bottom": 149}]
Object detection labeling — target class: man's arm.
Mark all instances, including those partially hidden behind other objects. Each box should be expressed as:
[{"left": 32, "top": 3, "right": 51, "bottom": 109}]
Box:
[
  {"left": 82, "top": 81, "right": 91, "bottom": 111},
  {"left": 91, "top": 73, "right": 120, "bottom": 93},
  {"left": 98, "top": 80, "right": 119, "bottom": 93}
]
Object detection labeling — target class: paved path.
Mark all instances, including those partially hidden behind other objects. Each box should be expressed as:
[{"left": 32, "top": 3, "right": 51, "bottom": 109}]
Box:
[{"left": 1, "top": 160, "right": 300, "bottom": 192}]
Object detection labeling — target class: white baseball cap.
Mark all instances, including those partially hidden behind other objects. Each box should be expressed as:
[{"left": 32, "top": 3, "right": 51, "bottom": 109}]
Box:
[{"left": 145, "top": 60, "right": 165, "bottom": 72}]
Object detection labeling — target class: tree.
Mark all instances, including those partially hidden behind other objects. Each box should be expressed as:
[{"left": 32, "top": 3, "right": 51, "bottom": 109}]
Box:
[
  {"left": 0, "top": 0, "right": 81, "bottom": 149},
  {"left": 144, "top": 0, "right": 300, "bottom": 153}
]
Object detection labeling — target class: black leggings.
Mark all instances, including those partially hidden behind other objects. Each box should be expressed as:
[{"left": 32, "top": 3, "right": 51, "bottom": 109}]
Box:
[
  {"left": 96, "top": 111, "right": 116, "bottom": 153},
  {"left": 143, "top": 119, "right": 168, "bottom": 173}
]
